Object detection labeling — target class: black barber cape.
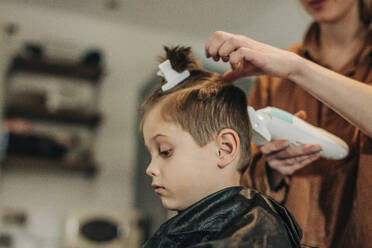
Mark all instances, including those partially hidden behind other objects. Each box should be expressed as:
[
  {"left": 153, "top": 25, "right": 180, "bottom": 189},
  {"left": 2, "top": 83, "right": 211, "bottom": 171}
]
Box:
[{"left": 143, "top": 186, "right": 302, "bottom": 248}]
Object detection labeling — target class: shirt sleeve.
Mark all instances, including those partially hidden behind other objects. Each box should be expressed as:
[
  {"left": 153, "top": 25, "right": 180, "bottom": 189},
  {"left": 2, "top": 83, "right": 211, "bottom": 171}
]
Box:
[{"left": 241, "top": 76, "right": 290, "bottom": 204}]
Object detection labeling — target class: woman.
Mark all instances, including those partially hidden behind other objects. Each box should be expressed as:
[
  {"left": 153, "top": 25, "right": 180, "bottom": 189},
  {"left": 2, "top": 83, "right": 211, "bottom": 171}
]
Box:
[{"left": 205, "top": 0, "right": 372, "bottom": 247}]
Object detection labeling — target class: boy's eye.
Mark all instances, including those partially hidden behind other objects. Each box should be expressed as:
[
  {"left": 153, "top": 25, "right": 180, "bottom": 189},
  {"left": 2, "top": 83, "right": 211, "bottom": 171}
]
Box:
[{"left": 159, "top": 149, "right": 172, "bottom": 157}]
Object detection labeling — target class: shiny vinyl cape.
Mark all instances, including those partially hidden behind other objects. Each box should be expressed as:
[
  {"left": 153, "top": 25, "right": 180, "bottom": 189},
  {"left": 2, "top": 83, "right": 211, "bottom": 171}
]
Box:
[{"left": 143, "top": 186, "right": 302, "bottom": 248}]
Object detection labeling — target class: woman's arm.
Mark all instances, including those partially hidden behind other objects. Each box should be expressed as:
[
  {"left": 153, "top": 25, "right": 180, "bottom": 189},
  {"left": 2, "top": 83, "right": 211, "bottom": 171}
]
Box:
[
  {"left": 290, "top": 58, "right": 372, "bottom": 137},
  {"left": 205, "top": 31, "right": 372, "bottom": 137}
]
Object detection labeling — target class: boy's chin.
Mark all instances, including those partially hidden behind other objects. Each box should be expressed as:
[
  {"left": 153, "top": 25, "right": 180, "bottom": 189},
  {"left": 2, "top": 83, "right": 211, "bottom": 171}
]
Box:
[{"left": 161, "top": 198, "right": 188, "bottom": 212}]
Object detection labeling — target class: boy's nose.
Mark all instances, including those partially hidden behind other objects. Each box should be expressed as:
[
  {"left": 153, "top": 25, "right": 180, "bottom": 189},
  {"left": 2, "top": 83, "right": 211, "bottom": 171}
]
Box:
[{"left": 146, "top": 161, "right": 159, "bottom": 177}]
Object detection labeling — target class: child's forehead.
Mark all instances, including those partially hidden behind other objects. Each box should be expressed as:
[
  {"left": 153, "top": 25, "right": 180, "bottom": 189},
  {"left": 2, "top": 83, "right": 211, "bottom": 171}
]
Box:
[
  {"left": 145, "top": 94, "right": 178, "bottom": 119},
  {"left": 144, "top": 99, "right": 168, "bottom": 122},
  {"left": 143, "top": 101, "right": 180, "bottom": 134}
]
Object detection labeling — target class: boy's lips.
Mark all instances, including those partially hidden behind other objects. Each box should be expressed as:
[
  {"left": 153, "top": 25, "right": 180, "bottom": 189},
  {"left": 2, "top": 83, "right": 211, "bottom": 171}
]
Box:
[{"left": 152, "top": 184, "right": 165, "bottom": 195}]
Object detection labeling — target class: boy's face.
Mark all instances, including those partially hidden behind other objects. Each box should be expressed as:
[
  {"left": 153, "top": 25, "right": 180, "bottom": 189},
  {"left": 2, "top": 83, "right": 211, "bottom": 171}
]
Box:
[{"left": 143, "top": 101, "right": 220, "bottom": 211}]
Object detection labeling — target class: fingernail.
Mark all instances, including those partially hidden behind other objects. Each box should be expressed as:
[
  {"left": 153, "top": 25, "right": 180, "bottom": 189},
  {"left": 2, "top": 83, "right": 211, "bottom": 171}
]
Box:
[
  {"left": 282, "top": 141, "right": 290, "bottom": 147},
  {"left": 311, "top": 146, "right": 321, "bottom": 152}
]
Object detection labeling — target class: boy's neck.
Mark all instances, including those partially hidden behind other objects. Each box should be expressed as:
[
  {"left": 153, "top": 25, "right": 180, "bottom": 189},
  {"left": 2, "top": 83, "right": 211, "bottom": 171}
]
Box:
[{"left": 213, "top": 169, "right": 241, "bottom": 191}]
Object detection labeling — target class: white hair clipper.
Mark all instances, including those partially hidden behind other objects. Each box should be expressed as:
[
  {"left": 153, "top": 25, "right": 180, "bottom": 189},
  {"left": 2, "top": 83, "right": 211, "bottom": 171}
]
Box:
[{"left": 247, "top": 106, "right": 349, "bottom": 160}]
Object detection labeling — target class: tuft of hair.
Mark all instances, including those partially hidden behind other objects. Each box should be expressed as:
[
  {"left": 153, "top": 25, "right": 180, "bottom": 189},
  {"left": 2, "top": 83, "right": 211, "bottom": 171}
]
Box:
[{"left": 141, "top": 46, "right": 252, "bottom": 174}]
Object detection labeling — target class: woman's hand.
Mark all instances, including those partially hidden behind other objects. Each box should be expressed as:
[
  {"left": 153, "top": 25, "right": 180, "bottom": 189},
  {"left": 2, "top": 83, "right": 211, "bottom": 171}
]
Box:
[
  {"left": 205, "top": 31, "right": 300, "bottom": 82},
  {"left": 261, "top": 140, "right": 322, "bottom": 176},
  {"left": 258, "top": 111, "right": 322, "bottom": 187}
]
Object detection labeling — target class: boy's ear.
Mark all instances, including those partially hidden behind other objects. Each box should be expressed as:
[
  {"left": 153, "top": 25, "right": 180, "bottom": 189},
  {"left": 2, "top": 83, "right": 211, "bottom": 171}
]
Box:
[{"left": 216, "top": 128, "right": 240, "bottom": 168}]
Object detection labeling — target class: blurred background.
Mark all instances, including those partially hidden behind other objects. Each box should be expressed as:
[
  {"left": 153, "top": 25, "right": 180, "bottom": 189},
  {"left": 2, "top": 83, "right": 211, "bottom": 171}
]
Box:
[{"left": 0, "top": 0, "right": 311, "bottom": 247}]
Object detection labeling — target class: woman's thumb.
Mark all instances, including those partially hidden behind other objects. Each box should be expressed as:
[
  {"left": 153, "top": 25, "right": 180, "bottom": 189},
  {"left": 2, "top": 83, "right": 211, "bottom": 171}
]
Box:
[{"left": 294, "top": 110, "right": 307, "bottom": 120}]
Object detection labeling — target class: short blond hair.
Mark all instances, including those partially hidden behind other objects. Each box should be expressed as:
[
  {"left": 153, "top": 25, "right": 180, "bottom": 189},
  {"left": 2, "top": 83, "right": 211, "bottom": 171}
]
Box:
[{"left": 141, "top": 46, "right": 252, "bottom": 173}]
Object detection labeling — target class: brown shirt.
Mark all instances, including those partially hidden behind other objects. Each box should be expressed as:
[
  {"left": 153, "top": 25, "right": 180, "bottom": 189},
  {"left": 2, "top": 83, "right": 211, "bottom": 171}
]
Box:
[{"left": 241, "top": 22, "right": 372, "bottom": 248}]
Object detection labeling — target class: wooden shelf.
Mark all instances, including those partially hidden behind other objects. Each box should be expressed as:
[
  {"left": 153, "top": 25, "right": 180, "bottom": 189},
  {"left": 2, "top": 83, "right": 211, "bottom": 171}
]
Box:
[
  {"left": 8, "top": 56, "right": 103, "bottom": 82},
  {"left": 3, "top": 155, "right": 98, "bottom": 177},
  {"left": 5, "top": 105, "right": 102, "bottom": 128},
  {"left": 1, "top": 53, "right": 104, "bottom": 177}
]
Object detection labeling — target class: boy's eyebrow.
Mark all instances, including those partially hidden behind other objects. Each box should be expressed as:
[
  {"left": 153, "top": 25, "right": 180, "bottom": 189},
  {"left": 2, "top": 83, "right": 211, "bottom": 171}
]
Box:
[{"left": 145, "top": 134, "right": 168, "bottom": 148}]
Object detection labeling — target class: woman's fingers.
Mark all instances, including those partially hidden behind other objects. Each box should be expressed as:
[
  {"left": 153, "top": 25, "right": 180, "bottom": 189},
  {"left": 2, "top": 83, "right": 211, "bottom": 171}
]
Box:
[
  {"left": 223, "top": 61, "right": 263, "bottom": 81},
  {"left": 294, "top": 110, "right": 307, "bottom": 120},
  {"left": 221, "top": 56, "right": 230, "bottom": 62},
  {"left": 205, "top": 31, "right": 230, "bottom": 58},
  {"left": 213, "top": 56, "right": 220, "bottom": 62},
  {"left": 206, "top": 31, "right": 300, "bottom": 81},
  {"left": 218, "top": 37, "right": 248, "bottom": 58},
  {"left": 260, "top": 140, "right": 322, "bottom": 176},
  {"left": 206, "top": 31, "right": 264, "bottom": 70},
  {"left": 229, "top": 47, "right": 254, "bottom": 68},
  {"left": 262, "top": 142, "right": 322, "bottom": 176},
  {"left": 268, "top": 152, "right": 321, "bottom": 175},
  {"left": 264, "top": 144, "right": 322, "bottom": 161},
  {"left": 205, "top": 31, "right": 251, "bottom": 60},
  {"left": 260, "top": 140, "right": 290, "bottom": 155}
]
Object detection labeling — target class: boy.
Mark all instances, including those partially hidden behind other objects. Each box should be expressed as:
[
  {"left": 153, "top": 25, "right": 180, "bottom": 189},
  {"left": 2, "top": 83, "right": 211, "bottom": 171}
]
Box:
[{"left": 140, "top": 46, "right": 302, "bottom": 248}]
